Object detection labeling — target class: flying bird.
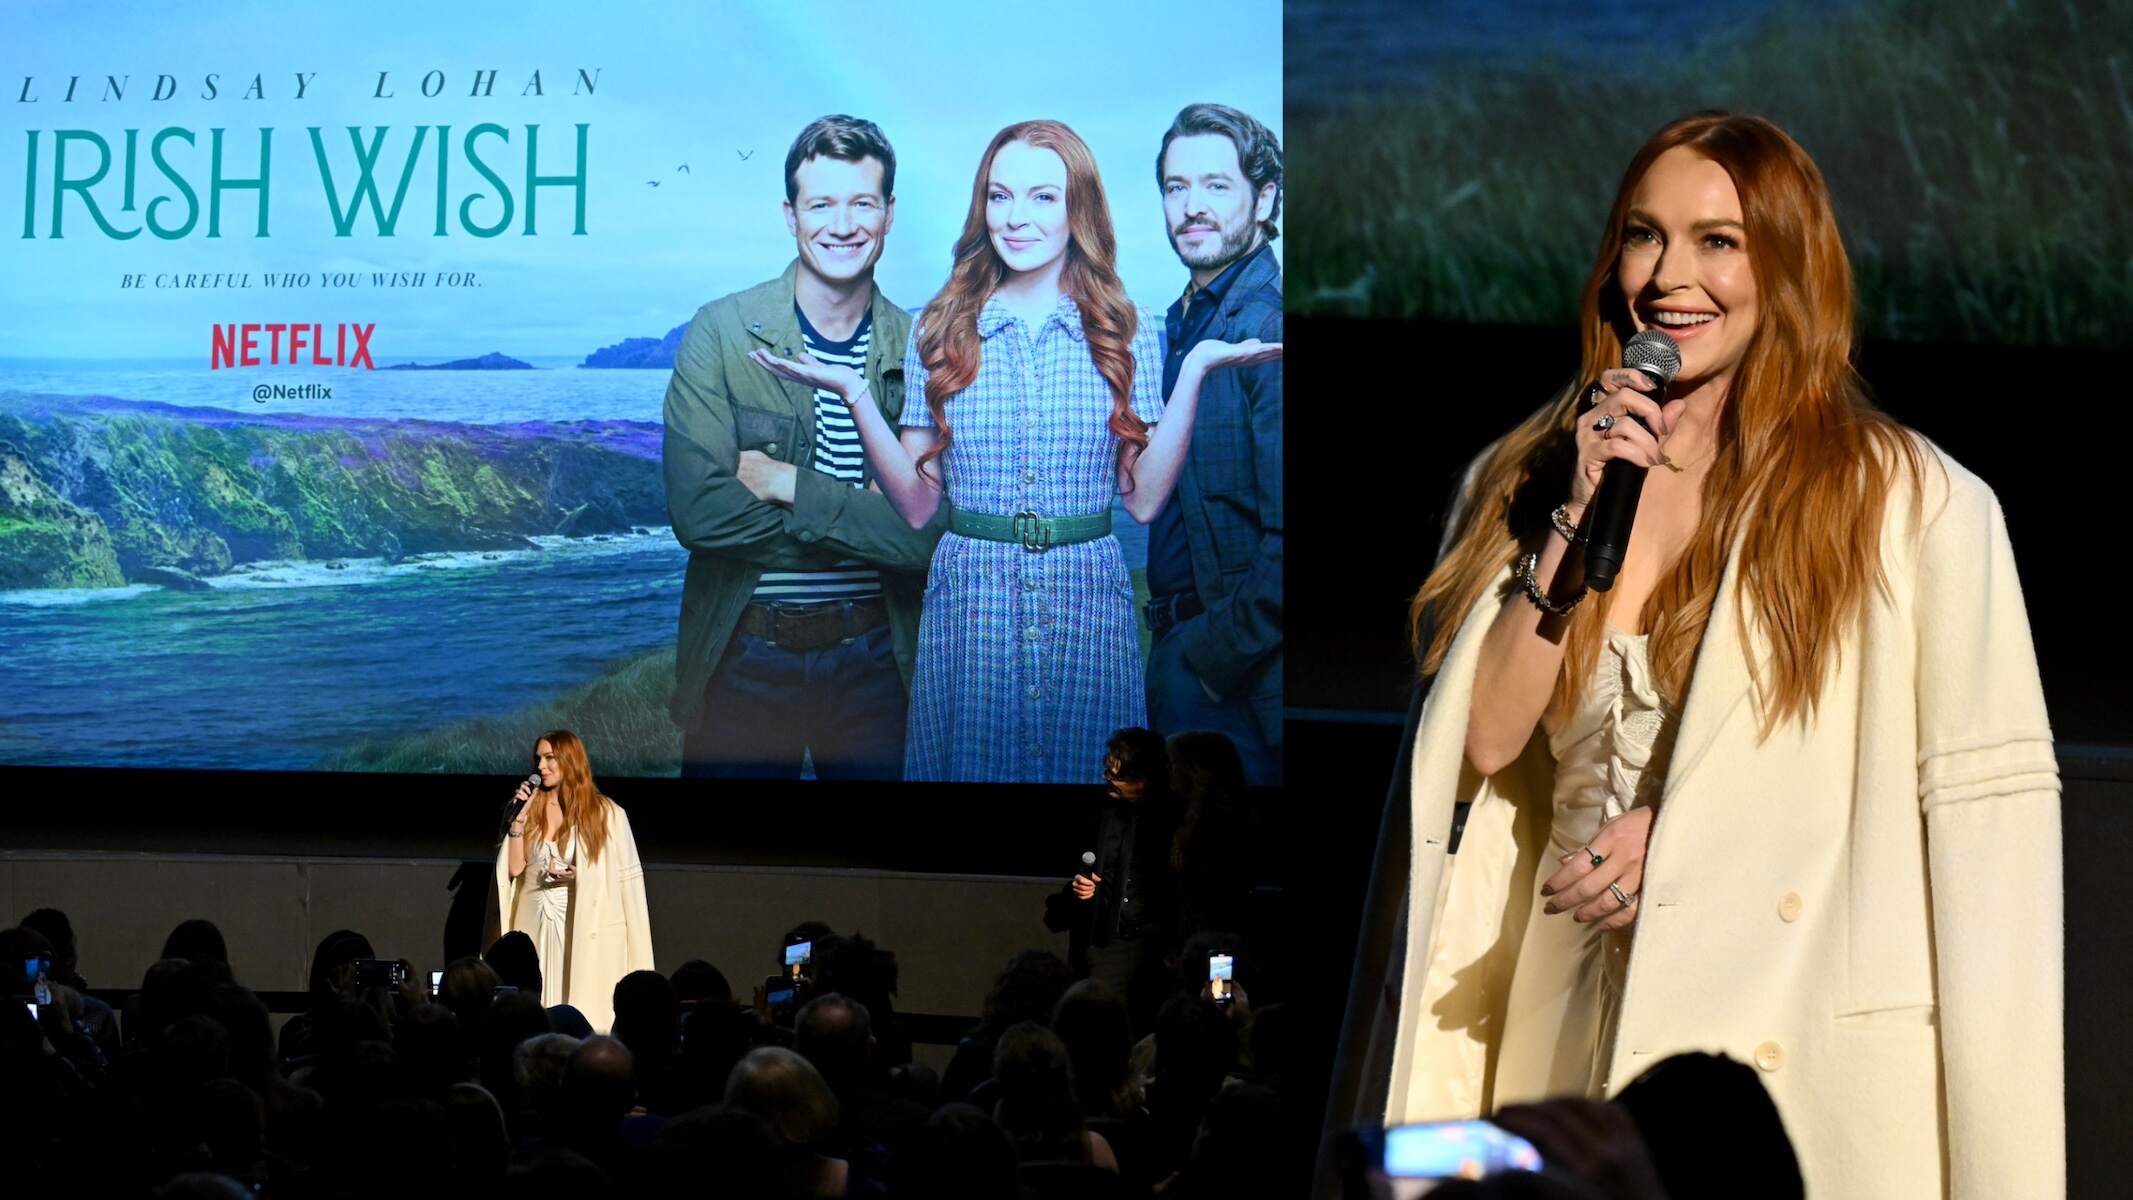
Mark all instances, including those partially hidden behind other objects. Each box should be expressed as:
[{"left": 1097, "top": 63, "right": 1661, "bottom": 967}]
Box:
[
  {"left": 646, "top": 179, "right": 661, "bottom": 187},
  {"left": 677, "top": 164, "right": 690, "bottom": 173},
  {"left": 736, "top": 149, "right": 753, "bottom": 161}
]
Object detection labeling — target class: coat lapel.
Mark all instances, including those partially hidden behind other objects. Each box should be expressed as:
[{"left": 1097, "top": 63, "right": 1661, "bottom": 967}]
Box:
[
  {"left": 741, "top": 260, "right": 814, "bottom": 413},
  {"left": 1660, "top": 526, "right": 1761, "bottom": 804}
]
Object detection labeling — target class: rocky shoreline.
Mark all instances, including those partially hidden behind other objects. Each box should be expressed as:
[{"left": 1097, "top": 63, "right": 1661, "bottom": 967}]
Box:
[{"left": 0, "top": 391, "right": 667, "bottom": 591}]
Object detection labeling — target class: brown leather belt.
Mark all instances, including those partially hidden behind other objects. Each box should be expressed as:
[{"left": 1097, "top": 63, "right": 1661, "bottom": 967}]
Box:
[{"left": 736, "top": 596, "right": 889, "bottom": 652}]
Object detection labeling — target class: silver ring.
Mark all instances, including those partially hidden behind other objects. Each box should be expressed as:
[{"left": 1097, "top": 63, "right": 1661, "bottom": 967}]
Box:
[
  {"left": 1593, "top": 413, "right": 1616, "bottom": 434},
  {"left": 1608, "top": 882, "right": 1636, "bottom": 909}
]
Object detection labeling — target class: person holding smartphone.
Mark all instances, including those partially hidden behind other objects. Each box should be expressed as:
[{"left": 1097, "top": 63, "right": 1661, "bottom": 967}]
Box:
[{"left": 494, "top": 729, "right": 654, "bottom": 1034}]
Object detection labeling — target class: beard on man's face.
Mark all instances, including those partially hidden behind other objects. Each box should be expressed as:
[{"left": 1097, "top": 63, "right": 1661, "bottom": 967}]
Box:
[{"left": 1172, "top": 213, "right": 1259, "bottom": 272}]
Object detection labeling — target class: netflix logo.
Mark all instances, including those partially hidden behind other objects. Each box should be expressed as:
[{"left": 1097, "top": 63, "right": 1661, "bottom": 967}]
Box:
[{"left": 211, "top": 323, "right": 376, "bottom": 369}]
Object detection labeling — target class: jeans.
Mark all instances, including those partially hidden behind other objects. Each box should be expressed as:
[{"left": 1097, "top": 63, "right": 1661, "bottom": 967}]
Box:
[
  {"left": 1146, "top": 629, "right": 1282, "bottom": 787},
  {"left": 681, "top": 622, "right": 907, "bottom": 780}
]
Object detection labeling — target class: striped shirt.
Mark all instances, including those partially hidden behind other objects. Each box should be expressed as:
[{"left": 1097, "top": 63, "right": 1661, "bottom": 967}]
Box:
[{"left": 751, "top": 304, "right": 883, "bottom": 604}]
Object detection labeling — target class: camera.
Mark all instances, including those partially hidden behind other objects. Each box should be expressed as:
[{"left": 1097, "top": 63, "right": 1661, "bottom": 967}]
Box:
[
  {"left": 1209, "top": 951, "right": 1235, "bottom": 1008},
  {"left": 350, "top": 958, "right": 408, "bottom": 990},
  {"left": 1346, "top": 1121, "right": 1545, "bottom": 1197}
]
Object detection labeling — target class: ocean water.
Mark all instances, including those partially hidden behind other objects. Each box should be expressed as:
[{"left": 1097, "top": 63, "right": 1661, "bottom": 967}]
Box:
[
  {"left": 0, "top": 531, "right": 686, "bottom": 771},
  {"left": 0, "top": 362, "right": 1150, "bottom": 770},
  {"left": 0, "top": 356, "right": 667, "bottom": 424}
]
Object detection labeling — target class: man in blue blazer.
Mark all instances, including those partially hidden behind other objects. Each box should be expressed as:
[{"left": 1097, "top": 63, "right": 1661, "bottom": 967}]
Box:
[{"left": 1144, "top": 104, "right": 1284, "bottom": 786}]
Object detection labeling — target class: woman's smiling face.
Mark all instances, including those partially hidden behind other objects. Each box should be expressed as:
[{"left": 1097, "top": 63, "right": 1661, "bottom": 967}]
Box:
[{"left": 1616, "top": 145, "right": 1760, "bottom": 394}]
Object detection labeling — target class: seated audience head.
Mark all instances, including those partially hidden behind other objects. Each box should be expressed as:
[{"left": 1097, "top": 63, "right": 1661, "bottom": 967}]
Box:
[
  {"left": 670, "top": 958, "right": 733, "bottom": 1008},
  {"left": 441, "top": 1081, "right": 511, "bottom": 1183},
  {"left": 394, "top": 1001, "right": 466, "bottom": 1096},
  {"left": 983, "top": 949, "right": 1075, "bottom": 1035},
  {"left": 441, "top": 955, "right": 501, "bottom": 1034},
  {"left": 480, "top": 988, "right": 555, "bottom": 1103},
  {"left": 161, "top": 918, "right": 229, "bottom": 968},
  {"left": 202, "top": 982, "right": 274, "bottom": 1091},
  {"left": 678, "top": 999, "right": 757, "bottom": 1112},
  {"left": 1, "top": 926, "right": 54, "bottom": 993},
  {"left": 724, "top": 1045, "right": 841, "bottom": 1150},
  {"left": 991, "top": 1021, "right": 1087, "bottom": 1158},
  {"left": 483, "top": 931, "right": 542, "bottom": 994},
  {"left": 514, "top": 1031, "right": 584, "bottom": 1130},
  {"left": 18, "top": 907, "right": 78, "bottom": 981},
  {"left": 305, "top": 930, "right": 375, "bottom": 1004},
  {"left": 896, "top": 1103, "right": 1022, "bottom": 1199},
  {"left": 609, "top": 969, "right": 677, "bottom": 1062},
  {"left": 795, "top": 991, "right": 874, "bottom": 1089},
  {"left": 1052, "top": 979, "right": 1136, "bottom": 1118},
  {"left": 638, "top": 1106, "right": 784, "bottom": 1197},
  {"left": 1152, "top": 993, "right": 1240, "bottom": 1113},
  {"left": 1615, "top": 1051, "right": 1804, "bottom": 1199},
  {"left": 815, "top": 931, "right": 898, "bottom": 1007},
  {"left": 564, "top": 1034, "right": 638, "bottom": 1128}
]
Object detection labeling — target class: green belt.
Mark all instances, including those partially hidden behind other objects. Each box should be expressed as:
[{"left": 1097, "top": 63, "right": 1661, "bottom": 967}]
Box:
[{"left": 951, "top": 508, "right": 1112, "bottom": 552}]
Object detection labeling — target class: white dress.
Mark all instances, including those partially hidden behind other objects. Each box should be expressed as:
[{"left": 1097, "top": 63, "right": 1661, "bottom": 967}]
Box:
[
  {"left": 524, "top": 835, "right": 576, "bottom": 1011},
  {"left": 1492, "top": 626, "right": 1682, "bottom": 1104}
]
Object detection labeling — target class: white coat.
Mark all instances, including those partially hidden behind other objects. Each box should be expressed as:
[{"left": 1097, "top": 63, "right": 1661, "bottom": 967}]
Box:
[{"left": 1386, "top": 442, "right": 2062, "bottom": 1199}]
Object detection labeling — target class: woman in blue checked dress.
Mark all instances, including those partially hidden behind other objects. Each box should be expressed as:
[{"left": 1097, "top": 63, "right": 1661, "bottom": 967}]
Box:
[{"left": 754, "top": 120, "right": 1279, "bottom": 781}]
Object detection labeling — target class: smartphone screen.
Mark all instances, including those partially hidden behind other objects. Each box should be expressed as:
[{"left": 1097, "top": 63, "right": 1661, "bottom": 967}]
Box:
[
  {"left": 429, "top": 970, "right": 444, "bottom": 997},
  {"left": 785, "top": 940, "right": 811, "bottom": 978},
  {"left": 23, "top": 1001, "right": 36, "bottom": 1021},
  {"left": 1209, "top": 952, "right": 1234, "bottom": 1005},
  {"left": 1383, "top": 1121, "right": 1543, "bottom": 1181}
]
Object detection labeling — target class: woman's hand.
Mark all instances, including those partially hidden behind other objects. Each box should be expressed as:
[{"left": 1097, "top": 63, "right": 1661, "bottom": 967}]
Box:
[
  {"left": 550, "top": 861, "right": 577, "bottom": 884},
  {"left": 1070, "top": 872, "right": 1101, "bottom": 900},
  {"left": 1570, "top": 370, "right": 1687, "bottom": 512},
  {"left": 1183, "top": 337, "right": 1283, "bottom": 377},
  {"left": 1539, "top": 806, "right": 1653, "bottom": 932},
  {"left": 748, "top": 347, "right": 865, "bottom": 405},
  {"left": 512, "top": 780, "right": 535, "bottom": 810}
]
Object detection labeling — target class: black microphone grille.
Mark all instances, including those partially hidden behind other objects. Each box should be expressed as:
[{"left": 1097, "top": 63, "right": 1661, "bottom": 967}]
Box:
[{"left": 1623, "top": 329, "right": 1683, "bottom": 385}]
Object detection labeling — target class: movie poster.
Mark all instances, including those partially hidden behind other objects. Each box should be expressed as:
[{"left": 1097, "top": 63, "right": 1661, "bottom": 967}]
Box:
[{"left": 0, "top": 1, "right": 1283, "bottom": 781}]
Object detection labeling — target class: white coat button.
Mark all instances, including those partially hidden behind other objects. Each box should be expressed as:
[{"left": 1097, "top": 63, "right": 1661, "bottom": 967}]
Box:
[
  {"left": 1778, "top": 892, "right": 1803, "bottom": 922},
  {"left": 1754, "top": 1041, "right": 1783, "bottom": 1072}
]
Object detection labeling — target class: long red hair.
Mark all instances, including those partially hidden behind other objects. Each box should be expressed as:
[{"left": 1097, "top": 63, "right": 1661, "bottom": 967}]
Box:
[
  {"left": 525, "top": 729, "right": 615, "bottom": 864},
  {"left": 914, "top": 120, "right": 1148, "bottom": 487},
  {"left": 1412, "top": 113, "right": 1928, "bottom": 734}
]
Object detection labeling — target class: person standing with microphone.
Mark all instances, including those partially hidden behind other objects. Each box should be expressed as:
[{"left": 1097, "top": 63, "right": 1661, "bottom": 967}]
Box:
[
  {"left": 1382, "top": 113, "right": 2060, "bottom": 1199},
  {"left": 1046, "top": 727, "right": 1177, "bottom": 1037},
  {"left": 492, "top": 729, "right": 654, "bottom": 1035}
]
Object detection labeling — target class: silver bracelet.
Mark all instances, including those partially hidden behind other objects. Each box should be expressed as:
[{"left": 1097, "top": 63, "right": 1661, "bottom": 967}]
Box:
[
  {"left": 1516, "top": 550, "right": 1588, "bottom": 616},
  {"left": 1550, "top": 502, "right": 1583, "bottom": 544}
]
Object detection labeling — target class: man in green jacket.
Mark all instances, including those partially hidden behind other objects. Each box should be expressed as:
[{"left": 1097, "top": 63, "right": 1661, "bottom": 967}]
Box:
[{"left": 662, "top": 115, "right": 947, "bottom": 779}]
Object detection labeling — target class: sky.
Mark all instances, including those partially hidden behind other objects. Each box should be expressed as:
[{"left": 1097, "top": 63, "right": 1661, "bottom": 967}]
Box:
[{"left": 0, "top": 0, "right": 1283, "bottom": 359}]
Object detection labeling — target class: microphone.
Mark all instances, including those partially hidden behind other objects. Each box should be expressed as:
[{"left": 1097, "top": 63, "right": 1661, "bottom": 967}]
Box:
[
  {"left": 1582, "top": 330, "right": 1683, "bottom": 591},
  {"left": 1079, "top": 850, "right": 1098, "bottom": 878},
  {"left": 503, "top": 772, "right": 541, "bottom": 824}
]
